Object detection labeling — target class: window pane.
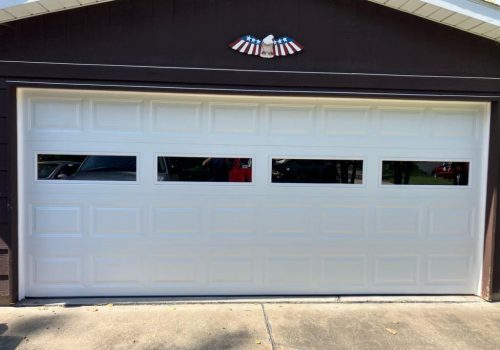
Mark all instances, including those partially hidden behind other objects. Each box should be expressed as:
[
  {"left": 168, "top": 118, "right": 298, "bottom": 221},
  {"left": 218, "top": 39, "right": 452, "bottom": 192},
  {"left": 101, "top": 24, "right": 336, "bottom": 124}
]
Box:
[
  {"left": 158, "top": 157, "right": 252, "bottom": 182},
  {"left": 271, "top": 159, "right": 363, "bottom": 184},
  {"left": 37, "top": 154, "right": 137, "bottom": 181},
  {"left": 381, "top": 161, "right": 469, "bottom": 186}
]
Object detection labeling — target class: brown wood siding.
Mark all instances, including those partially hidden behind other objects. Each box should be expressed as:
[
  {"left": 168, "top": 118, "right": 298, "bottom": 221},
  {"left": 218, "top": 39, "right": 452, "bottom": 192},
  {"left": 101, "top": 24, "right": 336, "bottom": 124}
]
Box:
[
  {"left": 0, "top": 85, "right": 9, "bottom": 302},
  {"left": 483, "top": 102, "right": 500, "bottom": 299},
  {"left": 492, "top": 101, "right": 500, "bottom": 295},
  {"left": 0, "top": 0, "right": 499, "bottom": 304}
]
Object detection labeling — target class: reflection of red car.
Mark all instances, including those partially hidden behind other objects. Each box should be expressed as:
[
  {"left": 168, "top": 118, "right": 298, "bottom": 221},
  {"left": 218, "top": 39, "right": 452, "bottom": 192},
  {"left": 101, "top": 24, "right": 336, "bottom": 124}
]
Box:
[
  {"left": 432, "top": 162, "right": 469, "bottom": 181},
  {"left": 432, "top": 162, "right": 455, "bottom": 179},
  {"left": 228, "top": 158, "right": 252, "bottom": 182}
]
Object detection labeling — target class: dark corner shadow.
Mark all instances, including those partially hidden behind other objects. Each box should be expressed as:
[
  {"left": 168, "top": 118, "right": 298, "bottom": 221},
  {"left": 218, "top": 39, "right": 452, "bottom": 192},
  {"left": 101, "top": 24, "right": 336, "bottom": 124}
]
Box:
[
  {"left": 0, "top": 323, "right": 22, "bottom": 350},
  {"left": 186, "top": 330, "right": 254, "bottom": 350},
  {"left": 0, "top": 314, "right": 70, "bottom": 350}
]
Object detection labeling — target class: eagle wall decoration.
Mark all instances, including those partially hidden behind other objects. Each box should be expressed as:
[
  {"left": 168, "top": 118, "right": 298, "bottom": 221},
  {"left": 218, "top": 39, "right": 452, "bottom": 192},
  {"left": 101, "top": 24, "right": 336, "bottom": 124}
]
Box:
[{"left": 229, "top": 34, "right": 303, "bottom": 59}]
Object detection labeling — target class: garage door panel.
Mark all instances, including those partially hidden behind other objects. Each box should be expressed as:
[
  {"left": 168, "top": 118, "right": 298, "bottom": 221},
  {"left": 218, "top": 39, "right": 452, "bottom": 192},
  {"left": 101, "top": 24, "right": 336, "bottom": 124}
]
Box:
[
  {"left": 91, "top": 255, "right": 143, "bottom": 285},
  {"left": 208, "top": 257, "right": 257, "bottom": 284},
  {"left": 322, "top": 106, "right": 371, "bottom": 136},
  {"left": 90, "top": 99, "right": 144, "bottom": 133},
  {"left": 320, "top": 206, "right": 368, "bottom": 237},
  {"left": 426, "top": 255, "right": 473, "bottom": 285},
  {"left": 320, "top": 256, "right": 367, "bottom": 286},
  {"left": 152, "top": 206, "right": 201, "bottom": 236},
  {"left": 149, "top": 255, "right": 201, "bottom": 285},
  {"left": 29, "top": 204, "right": 83, "bottom": 238},
  {"left": 151, "top": 100, "right": 202, "bottom": 133},
  {"left": 30, "top": 255, "right": 84, "bottom": 287},
  {"left": 24, "top": 197, "right": 479, "bottom": 244},
  {"left": 374, "top": 255, "right": 420, "bottom": 285},
  {"left": 20, "top": 89, "right": 488, "bottom": 297},
  {"left": 28, "top": 97, "right": 83, "bottom": 132},
  {"left": 23, "top": 91, "right": 486, "bottom": 151},
  {"left": 378, "top": 107, "right": 425, "bottom": 137},
  {"left": 428, "top": 206, "right": 475, "bottom": 238}
]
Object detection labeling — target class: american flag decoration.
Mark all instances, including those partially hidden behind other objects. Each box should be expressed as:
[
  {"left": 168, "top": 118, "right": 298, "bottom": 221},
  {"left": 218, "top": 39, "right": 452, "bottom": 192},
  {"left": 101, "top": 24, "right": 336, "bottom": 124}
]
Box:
[{"left": 229, "top": 34, "right": 303, "bottom": 59}]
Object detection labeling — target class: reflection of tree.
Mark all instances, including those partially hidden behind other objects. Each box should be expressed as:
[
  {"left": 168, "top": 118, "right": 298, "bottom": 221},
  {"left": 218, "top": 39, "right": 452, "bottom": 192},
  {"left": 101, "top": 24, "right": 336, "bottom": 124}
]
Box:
[
  {"left": 332, "top": 160, "right": 361, "bottom": 184},
  {"left": 451, "top": 162, "right": 469, "bottom": 186},
  {"left": 392, "top": 161, "right": 414, "bottom": 184},
  {"left": 338, "top": 160, "right": 361, "bottom": 184}
]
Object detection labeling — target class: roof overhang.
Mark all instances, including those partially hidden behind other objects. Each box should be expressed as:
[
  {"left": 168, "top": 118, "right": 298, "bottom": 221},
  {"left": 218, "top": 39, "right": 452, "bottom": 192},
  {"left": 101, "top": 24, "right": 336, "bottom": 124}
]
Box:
[
  {"left": 367, "top": 0, "right": 500, "bottom": 42},
  {"left": 0, "top": 0, "right": 113, "bottom": 23},
  {"left": 0, "top": 0, "right": 499, "bottom": 43}
]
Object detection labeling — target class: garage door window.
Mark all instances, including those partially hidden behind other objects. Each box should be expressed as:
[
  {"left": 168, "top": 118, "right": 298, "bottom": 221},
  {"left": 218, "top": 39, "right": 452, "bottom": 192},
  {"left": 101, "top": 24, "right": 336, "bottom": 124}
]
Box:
[
  {"left": 381, "top": 161, "right": 470, "bottom": 186},
  {"left": 157, "top": 156, "right": 252, "bottom": 182},
  {"left": 271, "top": 158, "right": 363, "bottom": 184},
  {"left": 37, "top": 154, "right": 137, "bottom": 181}
]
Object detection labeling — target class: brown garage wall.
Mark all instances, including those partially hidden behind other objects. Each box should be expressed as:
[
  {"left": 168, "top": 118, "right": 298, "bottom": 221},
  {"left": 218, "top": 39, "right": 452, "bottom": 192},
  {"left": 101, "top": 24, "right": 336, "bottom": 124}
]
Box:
[
  {"left": 0, "top": 86, "right": 11, "bottom": 304},
  {"left": 0, "top": 0, "right": 499, "bottom": 304}
]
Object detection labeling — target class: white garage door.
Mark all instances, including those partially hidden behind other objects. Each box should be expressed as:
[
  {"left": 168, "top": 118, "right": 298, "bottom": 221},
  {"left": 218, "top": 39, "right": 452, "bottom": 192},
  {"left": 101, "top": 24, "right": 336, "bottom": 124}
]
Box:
[{"left": 19, "top": 88, "right": 489, "bottom": 297}]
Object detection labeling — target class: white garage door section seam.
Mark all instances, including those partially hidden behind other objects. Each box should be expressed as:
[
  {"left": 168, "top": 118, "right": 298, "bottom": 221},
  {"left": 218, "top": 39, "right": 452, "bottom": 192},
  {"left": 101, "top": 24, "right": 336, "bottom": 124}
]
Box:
[{"left": 17, "top": 88, "right": 490, "bottom": 298}]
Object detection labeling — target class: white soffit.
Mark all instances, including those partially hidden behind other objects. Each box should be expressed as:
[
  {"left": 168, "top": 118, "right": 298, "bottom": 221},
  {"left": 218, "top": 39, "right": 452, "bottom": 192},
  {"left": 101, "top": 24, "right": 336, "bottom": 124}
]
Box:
[
  {"left": 0, "top": 0, "right": 113, "bottom": 23},
  {"left": 368, "top": 0, "right": 500, "bottom": 42}
]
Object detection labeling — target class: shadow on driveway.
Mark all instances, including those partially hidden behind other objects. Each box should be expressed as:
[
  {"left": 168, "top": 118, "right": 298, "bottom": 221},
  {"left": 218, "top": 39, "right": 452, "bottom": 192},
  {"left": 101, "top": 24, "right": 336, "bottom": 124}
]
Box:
[{"left": 0, "top": 314, "right": 70, "bottom": 350}]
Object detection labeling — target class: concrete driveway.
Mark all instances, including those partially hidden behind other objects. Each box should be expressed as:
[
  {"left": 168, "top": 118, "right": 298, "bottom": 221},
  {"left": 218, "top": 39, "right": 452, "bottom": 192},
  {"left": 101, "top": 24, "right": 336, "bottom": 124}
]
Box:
[{"left": 1, "top": 297, "right": 500, "bottom": 350}]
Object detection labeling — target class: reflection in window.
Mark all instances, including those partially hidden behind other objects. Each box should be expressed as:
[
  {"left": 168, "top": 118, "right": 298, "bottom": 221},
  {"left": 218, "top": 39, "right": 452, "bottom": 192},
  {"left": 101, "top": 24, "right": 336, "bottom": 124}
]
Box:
[
  {"left": 37, "top": 154, "right": 137, "bottom": 181},
  {"left": 271, "top": 159, "right": 363, "bottom": 184},
  {"left": 158, "top": 157, "right": 252, "bottom": 182},
  {"left": 382, "top": 161, "right": 469, "bottom": 186}
]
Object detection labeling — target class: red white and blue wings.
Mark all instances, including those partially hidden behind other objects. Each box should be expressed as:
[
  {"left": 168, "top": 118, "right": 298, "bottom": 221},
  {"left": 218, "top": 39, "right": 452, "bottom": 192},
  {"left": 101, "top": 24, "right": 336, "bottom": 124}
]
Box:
[
  {"left": 229, "top": 35, "right": 262, "bottom": 56},
  {"left": 229, "top": 35, "right": 303, "bottom": 58},
  {"left": 272, "top": 36, "right": 303, "bottom": 57}
]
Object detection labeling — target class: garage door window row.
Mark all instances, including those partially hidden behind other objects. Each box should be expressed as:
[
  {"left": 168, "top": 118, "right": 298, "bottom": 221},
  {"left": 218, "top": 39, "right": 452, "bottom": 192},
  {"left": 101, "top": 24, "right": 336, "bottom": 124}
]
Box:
[{"left": 36, "top": 154, "right": 469, "bottom": 186}]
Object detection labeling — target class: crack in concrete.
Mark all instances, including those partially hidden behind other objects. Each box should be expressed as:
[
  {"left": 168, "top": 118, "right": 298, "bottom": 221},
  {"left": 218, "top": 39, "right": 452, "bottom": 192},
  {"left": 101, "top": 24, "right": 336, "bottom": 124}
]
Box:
[{"left": 261, "top": 303, "right": 277, "bottom": 350}]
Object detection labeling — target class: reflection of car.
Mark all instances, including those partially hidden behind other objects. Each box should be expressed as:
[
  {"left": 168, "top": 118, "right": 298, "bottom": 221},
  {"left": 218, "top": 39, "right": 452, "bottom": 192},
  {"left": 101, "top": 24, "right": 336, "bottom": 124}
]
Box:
[
  {"left": 432, "top": 162, "right": 454, "bottom": 179},
  {"left": 432, "top": 162, "right": 468, "bottom": 179},
  {"left": 38, "top": 161, "right": 81, "bottom": 180},
  {"left": 69, "top": 156, "right": 136, "bottom": 181},
  {"left": 228, "top": 158, "right": 252, "bottom": 182},
  {"left": 431, "top": 162, "right": 469, "bottom": 185}
]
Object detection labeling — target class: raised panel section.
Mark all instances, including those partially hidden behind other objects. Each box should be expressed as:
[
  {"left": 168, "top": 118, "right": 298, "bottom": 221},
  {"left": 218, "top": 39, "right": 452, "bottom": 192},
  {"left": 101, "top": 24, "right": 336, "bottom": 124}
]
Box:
[
  {"left": 209, "top": 258, "right": 254, "bottom": 283},
  {"left": 93, "top": 256, "right": 141, "bottom": 284},
  {"left": 429, "top": 207, "right": 473, "bottom": 237},
  {"left": 431, "top": 110, "right": 476, "bottom": 138},
  {"left": 92, "top": 207, "right": 141, "bottom": 236},
  {"left": 151, "top": 101, "right": 201, "bottom": 133},
  {"left": 265, "top": 206, "right": 312, "bottom": 235},
  {"left": 427, "top": 256, "right": 471, "bottom": 284},
  {"left": 266, "top": 257, "right": 310, "bottom": 285},
  {"left": 375, "top": 206, "right": 419, "bottom": 236},
  {"left": 321, "top": 206, "right": 367, "bottom": 236},
  {"left": 30, "top": 98, "right": 82, "bottom": 130},
  {"left": 321, "top": 256, "right": 366, "bottom": 285},
  {"left": 32, "top": 257, "right": 82, "bottom": 285},
  {"left": 268, "top": 105, "right": 314, "bottom": 134},
  {"left": 31, "top": 205, "right": 81, "bottom": 236},
  {"left": 91, "top": 100, "right": 142, "bottom": 132},
  {"left": 379, "top": 108, "right": 424, "bottom": 136},
  {"left": 152, "top": 207, "right": 199, "bottom": 235},
  {"left": 150, "top": 257, "right": 198, "bottom": 283},
  {"left": 210, "top": 103, "right": 258, "bottom": 134},
  {"left": 374, "top": 256, "right": 419, "bottom": 284},
  {"left": 323, "top": 107, "right": 370, "bottom": 135},
  {"left": 209, "top": 206, "right": 256, "bottom": 235}
]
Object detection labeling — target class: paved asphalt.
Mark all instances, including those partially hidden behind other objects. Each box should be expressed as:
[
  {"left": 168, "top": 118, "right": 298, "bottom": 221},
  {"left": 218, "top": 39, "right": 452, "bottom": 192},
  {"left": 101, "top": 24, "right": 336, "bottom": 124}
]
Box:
[{"left": 1, "top": 297, "right": 500, "bottom": 349}]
